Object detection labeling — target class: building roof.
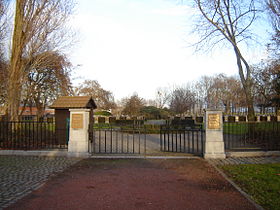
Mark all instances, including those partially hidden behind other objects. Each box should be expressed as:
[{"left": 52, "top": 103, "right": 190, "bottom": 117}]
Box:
[{"left": 50, "top": 96, "right": 97, "bottom": 109}]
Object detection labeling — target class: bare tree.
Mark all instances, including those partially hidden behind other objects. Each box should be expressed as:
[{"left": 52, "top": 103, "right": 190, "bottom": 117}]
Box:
[
  {"left": 195, "top": 75, "right": 214, "bottom": 110},
  {"left": 155, "top": 87, "right": 170, "bottom": 109},
  {"left": 191, "top": 0, "right": 262, "bottom": 120},
  {"left": 21, "top": 51, "right": 73, "bottom": 118},
  {"left": 0, "top": 0, "right": 9, "bottom": 53},
  {"left": 267, "top": 0, "right": 280, "bottom": 51},
  {"left": 0, "top": 60, "right": 7, "bottom": 105},
  {"left": 195, "top": 74, "right": 246, "bottom": 114},
  {"left": 6, "top": 0, "right": 75, "bottom": 121},
  {"left": 253, "top": 59, "right": 280, "bottom": 113},
  {"left": 217, "top": 75, "right": 246, "bottom": 113},
  {"left": 74, "top": 80, "right": 116, "bottom": 110},
  {"left": 169, "top": 86, "right": 196, "bottom": 116},
  {"left": 0, "top": 0, "right": 9, "bottom": 107}
]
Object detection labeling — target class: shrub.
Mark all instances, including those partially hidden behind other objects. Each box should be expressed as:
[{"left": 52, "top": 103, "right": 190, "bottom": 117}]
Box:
[{"left": 94, "top": 111, "right": 112, "bottom": 116}]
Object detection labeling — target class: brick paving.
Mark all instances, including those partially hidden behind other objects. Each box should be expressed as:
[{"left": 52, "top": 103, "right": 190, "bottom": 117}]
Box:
[
  {"left": 0, "top": 156, "right": 80, "bottom": 209},
  {"left": 1, "top": 155, "right": 279, "bottom": 209},
  {"left": 209, "top": 156, "right": 280, "bottom": 165}
]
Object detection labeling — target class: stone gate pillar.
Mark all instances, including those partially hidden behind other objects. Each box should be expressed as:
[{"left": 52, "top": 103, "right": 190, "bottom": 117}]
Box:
[
  {"left": 68, "top": 109, "right": 91, "bottom": 157},
  {"left": 204, "top": 109, "right": 226, "bottom": 159}
]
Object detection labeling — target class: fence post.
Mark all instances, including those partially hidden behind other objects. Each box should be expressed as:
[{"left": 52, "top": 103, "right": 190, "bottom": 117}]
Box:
[
  {"left": 68, "top": 109, "right": 91, "bottom": 157},
  {"left": 204, "top": 109, "right": 226, "bottom": 159}
]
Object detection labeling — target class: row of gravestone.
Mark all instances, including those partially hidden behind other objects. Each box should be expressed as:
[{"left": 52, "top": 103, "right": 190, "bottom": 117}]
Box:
[
  {"left": 225, "top": 115, "right": 278, "bottom": 122},
  {"left": 93, "top": 117, "right": 202, "bottom": 125},
  {"left": 94, "top": 115, "right": 279, "bottom": 124}
]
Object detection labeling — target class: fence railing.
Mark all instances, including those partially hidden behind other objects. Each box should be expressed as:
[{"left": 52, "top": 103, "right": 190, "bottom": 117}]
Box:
[
  {"left": 2, "top": 120, "right": 279, "bottom": 152},
  {"left": 223, "top": 122, "right": 280, "bottom": 151},
  {"left": 0, "top": 121, "right": 68, "bottom": 150},
  {"left": 160, "top": 127, "right": 204, "bottom": 155},
  {"left": 89, "top": 124, "right": 147, "bottom": 154}
]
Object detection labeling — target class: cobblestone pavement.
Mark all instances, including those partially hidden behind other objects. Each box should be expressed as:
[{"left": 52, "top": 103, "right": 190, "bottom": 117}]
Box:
[
  {"left": 0, "top": 156, "right": 80, "bottom": 209},
  {"left": 209, "top": 156, "right": 280, "bottom": 165}
]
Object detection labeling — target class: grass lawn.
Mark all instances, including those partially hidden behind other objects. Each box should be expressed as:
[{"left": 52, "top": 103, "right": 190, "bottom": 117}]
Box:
[
  {"left": 220, "top": 163, "right": 280, "bottom": 210},
  {"left": 223, "top": 122, "right": 280, "bottom": 135}
]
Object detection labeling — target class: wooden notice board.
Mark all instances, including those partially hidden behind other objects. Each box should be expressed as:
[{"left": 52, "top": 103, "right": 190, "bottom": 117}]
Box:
[
  {"left": 208, "top": 114, "right": 220, "bottom": 129},
  {"left": 71, "top": 114, "right": 83, "bottom": 129}
]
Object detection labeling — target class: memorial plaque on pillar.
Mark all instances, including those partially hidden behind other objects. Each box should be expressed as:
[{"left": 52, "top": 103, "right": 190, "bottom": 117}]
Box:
[
  {"left": 71, "top": 114, "right": 83, "bottom": 129},
  {"left": 208, "top": 114, "right": 221, "bottom": 129}
]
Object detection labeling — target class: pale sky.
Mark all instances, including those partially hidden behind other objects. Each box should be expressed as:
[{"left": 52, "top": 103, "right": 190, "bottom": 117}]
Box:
[{"left": 70, "top": 0, "right": 268, "bottom": 100}]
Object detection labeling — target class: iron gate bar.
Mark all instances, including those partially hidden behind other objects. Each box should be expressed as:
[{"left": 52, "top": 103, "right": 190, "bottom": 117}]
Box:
[
  {"left": 110, "top": 128, "right": 112, "bottom": 153},
  {"left": 187, "top": 130, "right": 190, "bottom": 153},
  {"left": 192, "top": 130, "right": 194, "bottom": 153},
  {"left": 144, "top": 129, "right": 146, "bottom": 155},
  {"left": 127, "top": 132, "right": 129, "bottom": 154},
  {"left": 116, "top": 130, "right": 118, "bottom": 153},
  {"left": 201, "top": 129, "right": 204, "bottom": 153},
  {"left": 138, "top": 130, "right": 140, "bottom": 154},
  {"left": 183, "top": 130, "right": 186, "bottom": 153},
  {"left": 121, "top": 131, "right": 123, "bottom": 153},
  {"left": 90, "top": 125, "right": 147, "bottom": 155},
  {"left": 196, "top": 130, "right": 198, "bottom": 153},
  {"left": 160, "top": 126, "right": 204, "bottom": 155},
  {"left": 132, "top": 130, "right": 135, "bottom": 153}
]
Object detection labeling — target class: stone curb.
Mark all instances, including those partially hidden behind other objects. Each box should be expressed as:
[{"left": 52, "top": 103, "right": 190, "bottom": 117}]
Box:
[
  {"left": 0, "top": 150, "right": 68, "bottom": 157},
  {"left": 226, "top": 151, "right": 280, "bottom": 158},
  {"left": 207, "top": 160, "right": 264, "bottom": 210},
  {"left": 91, "top": 155, "right": 201, "bottom": 159}
]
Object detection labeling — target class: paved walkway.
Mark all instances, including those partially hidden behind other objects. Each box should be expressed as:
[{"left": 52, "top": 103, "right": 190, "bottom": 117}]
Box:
[
  {"left": 2, "top": 156, "right": 279, "bottom": 210},
  {"left": 0, "top": 156, "right": 80, "bottom": 209},
  {"left": 209, "top": 156, "right": 280, "bottom": 165},
  {"left": 6, "top": 158, "right": 257, "bottom": 210}
]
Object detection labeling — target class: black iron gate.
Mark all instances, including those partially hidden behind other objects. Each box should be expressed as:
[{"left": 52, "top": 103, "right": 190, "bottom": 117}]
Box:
[
  {"left": 89, "top": 125, "right": 147, "bottom": 155},
  {"left": 160, "top": 127, "right": 204, "bottom": 156},
  {"left": 89, "top": 124, "right": 204, "bottom": 156}
]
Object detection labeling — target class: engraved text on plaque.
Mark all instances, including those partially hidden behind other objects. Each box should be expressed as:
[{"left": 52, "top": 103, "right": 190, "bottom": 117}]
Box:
[
  {"left": 71, "top": 114, "right": 83, "bottom": 129},
  {"left": 208, "top": 114, "right": 220, "bottom": 129}
]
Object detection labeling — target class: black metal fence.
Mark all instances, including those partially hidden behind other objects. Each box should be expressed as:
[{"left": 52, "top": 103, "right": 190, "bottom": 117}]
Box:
[
  {"left": 89, "top": 125, "right": 147, "bottom": 155},
  {"left": 0, "top": 121, "right": 68, "bottom": 150},
  {"left": 223, "top": 122, "right": 280, "bottom": 151},
  {"left": 160, "top": 126, "right": 204, "bottom": 155}
]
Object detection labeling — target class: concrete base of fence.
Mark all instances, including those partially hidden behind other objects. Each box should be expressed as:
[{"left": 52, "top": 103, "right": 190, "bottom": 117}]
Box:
[
  {"left": 0, "top": 149, "right": 68, "bottom": 157},
  {"left": 204, "top": 144, "right": 226, "bottom": 159},
  {"left": 67, "top": 152, "right": 91, "bottom": 158},
  {"left": 90, "top": 155, "right": 201, "bottom": 159},
  {"left": 226, "top": 151, "right": 280, "bottom": 157}
]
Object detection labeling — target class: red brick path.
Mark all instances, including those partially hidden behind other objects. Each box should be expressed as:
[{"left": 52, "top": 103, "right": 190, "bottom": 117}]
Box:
[{"left": 7, "top": 159, "right": 256, "bottom": 210}]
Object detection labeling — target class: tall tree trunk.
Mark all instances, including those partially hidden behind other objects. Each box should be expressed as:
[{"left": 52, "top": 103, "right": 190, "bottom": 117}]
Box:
[
  {"left": 233, "top": 47, "right": 255, "bottom": 121},
  {"left": 36, "top": 101, "right": 45, "bottom": 121},
  {"left": 244, "top": 86, "right": 255, "bottom": 121},
  {"left": 6, "top": 0, "right": 26, "bottom": 121},
  {"left": 225, "top": 101, "right": 230, "bottom": 114}
]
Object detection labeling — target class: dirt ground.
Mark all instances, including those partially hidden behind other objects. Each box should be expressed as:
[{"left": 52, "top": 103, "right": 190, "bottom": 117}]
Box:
[{"left": 7, "top": 158, "right": 256, "bottom": 210}]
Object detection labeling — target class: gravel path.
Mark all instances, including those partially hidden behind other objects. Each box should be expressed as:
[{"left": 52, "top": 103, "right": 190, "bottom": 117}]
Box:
[{"left": 0, "top": 156, "right": 80, "bottom": 209}]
